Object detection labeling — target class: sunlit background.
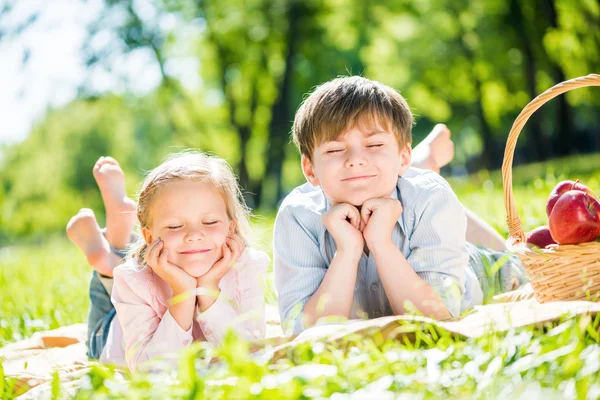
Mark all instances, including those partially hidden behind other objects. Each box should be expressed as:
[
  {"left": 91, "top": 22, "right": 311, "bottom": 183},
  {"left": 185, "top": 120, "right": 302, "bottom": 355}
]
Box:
[{"left": 0, "top": 0, "right": 599, "bottom": 242}]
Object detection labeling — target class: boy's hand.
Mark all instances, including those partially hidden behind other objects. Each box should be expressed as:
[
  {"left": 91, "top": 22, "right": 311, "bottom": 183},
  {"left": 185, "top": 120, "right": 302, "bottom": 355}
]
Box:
[
  {"left": 322, "top": 203, "right": 364, "bottom": 256},
  {"left": 144, "top": 238, "right": 197, "bottom": 295},
  {"left": 196, "top": 233, "right": 245, "bottom": 291},
  {"left": 361, "top": 197, "right": 403, "bottom": 249}
]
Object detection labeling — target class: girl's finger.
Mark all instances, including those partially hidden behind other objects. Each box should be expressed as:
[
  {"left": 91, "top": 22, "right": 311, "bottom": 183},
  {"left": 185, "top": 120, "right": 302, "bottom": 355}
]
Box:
[
  {"left": 229, "top": 233, "right": 244, "bottom": 252},
  {"left": 157, "top": 248, "right": 169, "bottom": 269},
  {"left": 144, "top": 239, "right": 162, "bottom": 266},
  {"left": 227, "top": 236, "right": 243, "bottom": 262},
  {"left": 219, "top": 242, "right": 233, "bottom": 268}
]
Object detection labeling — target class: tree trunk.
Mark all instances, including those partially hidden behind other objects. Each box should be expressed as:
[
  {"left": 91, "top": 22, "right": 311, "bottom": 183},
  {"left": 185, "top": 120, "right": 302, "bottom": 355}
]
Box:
[
  {"left": 509, "top": 0, "right": 547, "bottom": 161},
  {"left": 238, "top": 125, "right": 253, "bottom": 206},
  {"left": 474, "top": 79, "right": 497, "bottom": 169},
  {"left": 260, "top": 0, "right": 302, "bottom": 208},
  {"left": 541, "top": 0, "right": 575, "bottom": 156}
]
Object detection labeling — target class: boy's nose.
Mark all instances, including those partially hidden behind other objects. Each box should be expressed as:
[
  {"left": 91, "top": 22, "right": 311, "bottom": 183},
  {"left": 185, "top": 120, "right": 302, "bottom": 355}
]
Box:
[{"left": 344, "top": 149, "right": 368, "bottom": 168}]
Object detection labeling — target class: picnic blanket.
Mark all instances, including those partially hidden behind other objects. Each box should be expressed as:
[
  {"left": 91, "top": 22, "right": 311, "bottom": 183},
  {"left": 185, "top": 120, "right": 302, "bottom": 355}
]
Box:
[{"left": 3, "top": 285, "right": 600, "bottom": 399}]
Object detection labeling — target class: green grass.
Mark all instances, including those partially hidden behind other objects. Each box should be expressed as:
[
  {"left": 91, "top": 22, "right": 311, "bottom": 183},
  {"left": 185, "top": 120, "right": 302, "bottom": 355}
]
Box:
[
  {"left": 0, "top": 237, "right": 91, "bottom": 346},
  {"left": 3, "top": 153, "right": 600, "bottom": 398}
]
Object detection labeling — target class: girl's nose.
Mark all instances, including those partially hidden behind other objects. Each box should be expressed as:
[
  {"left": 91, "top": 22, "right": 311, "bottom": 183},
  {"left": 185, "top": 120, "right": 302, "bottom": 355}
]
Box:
[{"left": 184, "top": 228, "right": 205, "bottom": 242}]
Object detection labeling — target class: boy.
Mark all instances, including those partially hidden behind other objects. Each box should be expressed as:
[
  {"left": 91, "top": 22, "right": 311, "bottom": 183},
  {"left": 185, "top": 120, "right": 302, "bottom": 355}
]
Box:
[{"left": 274, "top": 76, "right": 525, "bottom": 334}]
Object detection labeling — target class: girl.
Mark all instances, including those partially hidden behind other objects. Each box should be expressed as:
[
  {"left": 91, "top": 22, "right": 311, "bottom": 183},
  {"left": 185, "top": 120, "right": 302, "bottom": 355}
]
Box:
[{"left": 92, "top": 152, "right": 270, "bottom": 370}]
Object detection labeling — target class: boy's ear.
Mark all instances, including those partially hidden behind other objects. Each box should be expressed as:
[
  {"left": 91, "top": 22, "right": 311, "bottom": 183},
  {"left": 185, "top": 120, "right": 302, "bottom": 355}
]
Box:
[
  {"left": 301, "top": 154, "right": 320, "bottom": 186},
  {"left": 141, "top": 227, "right": 153, "bottom": 244},
  {"left": 397, "top": 144, "right": 412, "bottom": 177}
]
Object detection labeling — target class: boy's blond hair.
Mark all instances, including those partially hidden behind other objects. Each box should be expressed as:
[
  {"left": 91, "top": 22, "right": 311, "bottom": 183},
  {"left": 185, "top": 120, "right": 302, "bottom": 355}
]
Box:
[{"left": 292, "top": 76, "right": 413, "bottom": 161}]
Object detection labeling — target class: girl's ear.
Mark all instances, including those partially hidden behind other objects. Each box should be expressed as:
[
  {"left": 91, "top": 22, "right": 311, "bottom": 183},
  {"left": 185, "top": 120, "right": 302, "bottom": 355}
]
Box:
[
  {"left": 142, "top": 227, "right": 153, "bottom": 244},
  {"left": 228, "top": 220, "right": 236, "bottom": 234}
]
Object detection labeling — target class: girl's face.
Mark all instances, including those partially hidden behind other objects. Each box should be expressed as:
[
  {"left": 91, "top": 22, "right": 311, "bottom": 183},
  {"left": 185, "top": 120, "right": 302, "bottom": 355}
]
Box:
[{"left": 142, "top": 180, "right": 234, "bottom": 278}]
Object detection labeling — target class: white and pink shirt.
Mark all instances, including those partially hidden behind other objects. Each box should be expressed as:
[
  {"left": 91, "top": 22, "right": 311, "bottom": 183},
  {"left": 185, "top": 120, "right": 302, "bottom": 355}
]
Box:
[{"left": 100, "top": 247, "right": 270, "bottom": 370}]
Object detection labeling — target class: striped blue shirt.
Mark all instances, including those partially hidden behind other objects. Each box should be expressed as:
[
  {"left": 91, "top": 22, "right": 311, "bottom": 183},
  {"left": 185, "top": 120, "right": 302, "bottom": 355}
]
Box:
[{"left": 273, "top": 167, "right": 483, "bottom": 334}]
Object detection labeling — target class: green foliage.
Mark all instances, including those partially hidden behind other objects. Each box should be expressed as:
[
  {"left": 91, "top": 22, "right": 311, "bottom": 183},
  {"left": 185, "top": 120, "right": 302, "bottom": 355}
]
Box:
[
  {"left": 66, "top": 315, "right": 600, "bottom": 399},
  {"left": 0, "top": 237, "right": 90, "bottom": 346},
  {"left": 2, "top": 0, "right": 599, "bottom": 240},
  {"left": 447, "top": 153, "right": 600, "bottom": 236},
  {"left": 3, "top": 157, "right": 600, "bottom": 397}
]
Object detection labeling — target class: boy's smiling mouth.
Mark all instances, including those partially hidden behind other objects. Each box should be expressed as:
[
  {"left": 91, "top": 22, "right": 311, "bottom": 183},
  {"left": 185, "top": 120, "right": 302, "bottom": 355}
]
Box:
[{"left": 341, "top": 175, "right": 376, "bottom": 182}]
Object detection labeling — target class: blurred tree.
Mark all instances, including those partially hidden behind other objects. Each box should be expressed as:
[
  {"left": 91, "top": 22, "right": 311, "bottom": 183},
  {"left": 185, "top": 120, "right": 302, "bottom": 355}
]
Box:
[{"left": 1, "top": 0, "right": 599, "bottom": 240}]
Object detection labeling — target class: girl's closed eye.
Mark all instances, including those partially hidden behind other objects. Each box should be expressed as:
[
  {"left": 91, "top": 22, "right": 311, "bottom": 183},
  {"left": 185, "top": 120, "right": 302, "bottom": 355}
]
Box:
[
  {"left": 167, "top": 224, "right": 183, "bottom": 230},
  {"left": 204, "top": 221, "right": 219, "bottom": 226}
]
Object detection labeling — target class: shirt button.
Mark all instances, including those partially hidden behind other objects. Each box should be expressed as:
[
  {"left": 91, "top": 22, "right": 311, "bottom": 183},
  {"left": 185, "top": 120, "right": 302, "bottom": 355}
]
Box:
[
  {"left": 374, "top": 310, "right": 383, "bottom": 317},
  {"left": 183, "top": 339, "right": 191, "bottom": 345},
  {"left": 370, "top": 283, "right": 379, "bottom": 292}
]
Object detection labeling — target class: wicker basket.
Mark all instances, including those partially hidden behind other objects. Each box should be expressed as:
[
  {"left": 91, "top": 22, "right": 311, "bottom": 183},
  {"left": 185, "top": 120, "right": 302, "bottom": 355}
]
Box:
[{"left": 502, "top": 73, "right": 600, "bottom": 303}]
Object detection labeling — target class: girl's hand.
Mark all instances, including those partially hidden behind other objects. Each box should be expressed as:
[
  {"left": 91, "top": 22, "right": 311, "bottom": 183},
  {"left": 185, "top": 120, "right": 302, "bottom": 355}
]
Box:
[
  {"left": 144, "top": 238, "right": 197, "bottom": 295},
  {"left": 196, "top": 234, "right": 245, "bottom": 290}
]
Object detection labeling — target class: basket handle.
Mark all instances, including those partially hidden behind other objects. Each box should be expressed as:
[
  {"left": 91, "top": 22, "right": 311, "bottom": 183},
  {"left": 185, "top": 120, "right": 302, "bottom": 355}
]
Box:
[{"left": 502, "top": 74, "right": 600, "bottom": 245}]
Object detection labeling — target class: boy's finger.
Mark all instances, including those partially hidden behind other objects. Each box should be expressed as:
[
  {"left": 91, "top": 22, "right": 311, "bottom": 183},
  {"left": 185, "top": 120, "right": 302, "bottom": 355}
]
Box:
[
  {"left": 347, "top": 207, "right": 360, "bottom": 230},
  {"left": 360, "top": 208, "right": 371, "bottom": 226}
]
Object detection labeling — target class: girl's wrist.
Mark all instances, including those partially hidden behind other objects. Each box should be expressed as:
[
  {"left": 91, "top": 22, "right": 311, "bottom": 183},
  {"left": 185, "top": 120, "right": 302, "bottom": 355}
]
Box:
[
  {"left": 171, "top": 281, "right": 196, "bottom": 296},
  {"left": 197, "top": 287, "right": 221, "bottom": 312},
  {"left": 196, "top": 279, "right": 219, "bottom": 291}
]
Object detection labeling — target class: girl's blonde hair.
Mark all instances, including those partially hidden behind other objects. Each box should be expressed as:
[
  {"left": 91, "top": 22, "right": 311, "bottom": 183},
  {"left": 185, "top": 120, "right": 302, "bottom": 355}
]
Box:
[{"left": 129, "top": 151, "right": 253, "bottom": 265}]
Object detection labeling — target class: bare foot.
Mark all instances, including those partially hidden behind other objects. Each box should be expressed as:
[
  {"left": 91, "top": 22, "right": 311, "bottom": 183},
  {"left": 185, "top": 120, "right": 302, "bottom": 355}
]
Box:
[
  {"left": 412, "top": 124, "right": 455, "bottom": 173},
  {"left": 93, "top": 156, "right": 137, "bottom": 250},
  {"left": 66, "top": 208, "right": 122, "bottom": 277}
]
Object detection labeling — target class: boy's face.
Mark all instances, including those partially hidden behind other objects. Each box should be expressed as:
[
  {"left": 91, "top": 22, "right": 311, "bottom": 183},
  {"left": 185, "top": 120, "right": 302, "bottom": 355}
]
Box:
[{"left": 302, "top": 122, "right": 411, "bottom": 207}]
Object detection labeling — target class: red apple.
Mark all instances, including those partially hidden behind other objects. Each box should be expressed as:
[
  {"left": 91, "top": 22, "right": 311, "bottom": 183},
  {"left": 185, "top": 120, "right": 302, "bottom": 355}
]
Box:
[
  {"left": 548, "top": 190, "right": 600, "bottom": 245},
  {"left": 546, "top": 180, "right": 596, "bottom": 217},
  {"left": 526, "top": 226, "right": 557, "bottom": 248}
]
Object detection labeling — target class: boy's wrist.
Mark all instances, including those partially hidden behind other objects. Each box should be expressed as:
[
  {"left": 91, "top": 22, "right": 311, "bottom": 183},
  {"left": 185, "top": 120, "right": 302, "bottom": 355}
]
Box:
[
  {"left": 367, "top": 239, "right": 396, "bottom": 255},
  {"left": 333, "top": 248, "right": 362, "bottom": 265}
]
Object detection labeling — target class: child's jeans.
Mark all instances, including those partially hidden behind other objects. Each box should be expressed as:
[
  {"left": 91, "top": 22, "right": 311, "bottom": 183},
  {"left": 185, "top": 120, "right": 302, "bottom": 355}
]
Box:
[
  {"left": 87, "top": 271, "right": 116, "bottom": 359},
  {"left": 86, "top": 232, "right": 133, "bottom": 359},
  {"left": 466, "top": 242, "right": 528, "bottom": 303}
]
